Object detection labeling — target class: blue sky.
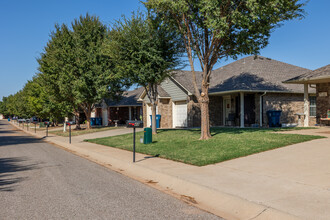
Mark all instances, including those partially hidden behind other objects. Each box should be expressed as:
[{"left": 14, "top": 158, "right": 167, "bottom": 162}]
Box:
[{"left": 0, "top": 0, "right": 329, "bottom": 100}]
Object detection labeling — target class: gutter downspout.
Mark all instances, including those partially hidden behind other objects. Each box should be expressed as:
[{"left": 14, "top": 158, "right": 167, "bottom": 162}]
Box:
[{"left": 260, "top": 92, "right": 267, "bottom": 127}]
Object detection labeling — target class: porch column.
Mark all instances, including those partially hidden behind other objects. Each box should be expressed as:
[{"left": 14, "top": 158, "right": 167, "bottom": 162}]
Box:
[
  {"left": 304, "top": 84, "right": 309, "bottom": 127},
  {"left": 240, "top": 92, "right": 244, "bottom": 128},
  {"left": 129, "top": 106, "right": 132, "bottom": 120}
]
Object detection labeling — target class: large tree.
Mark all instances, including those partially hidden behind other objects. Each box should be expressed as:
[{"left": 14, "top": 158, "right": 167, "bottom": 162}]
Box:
[
  {"left": 108, "top": 11, "right": 183, "bottom": 134},
  {"left": 145, "top": 0, "right": 305, "bottom": 139},
  {"left": 38, "top": 23, "right": 80, "bottom": 127},
  {"left": 71, "top": 14, "right": 127, "bottom": 129},
  {"left": 39, "top": 14, "right": 127, "bottom": 129}
]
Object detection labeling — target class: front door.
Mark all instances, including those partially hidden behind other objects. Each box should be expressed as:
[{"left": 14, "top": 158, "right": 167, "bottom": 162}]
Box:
[
  {"left": 244, "top": 94, "right": 256, "bottom": 125},
  {"left": 223, "top": 96, "right": 231, "bottom": 125}
]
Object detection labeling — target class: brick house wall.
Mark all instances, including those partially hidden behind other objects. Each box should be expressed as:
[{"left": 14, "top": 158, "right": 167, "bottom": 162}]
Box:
[
  {"left": 142, "top": 92, "right": 318, "bottom": 128},
  {"left": 209, "top": 96, "right": 223, "bottom": 126},
  {"left": 142, "top": 99, "right": 173, "bottom": 128},
  {"left": 187, "top": 95, "right": 200, "bottom": 127},
  {"left": 263, "top": 93, "right": 316, "bottom": 126},
  {"left": 316, "top": 82, "right": 330, "bottom": 119},
  {"left": 158, "top": 98, "right": 172, "bottom": 128}
]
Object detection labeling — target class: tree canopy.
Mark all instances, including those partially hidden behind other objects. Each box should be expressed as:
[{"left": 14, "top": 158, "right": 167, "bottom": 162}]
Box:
[
  {"left": 107, "top": 11, "right": 183, "bottom": 133},
  {"left": 144, "top": 0, "right": 305, "bottom": 139},
  {"left": 38, "top": 14, "right": 128, "bottom": 128}
]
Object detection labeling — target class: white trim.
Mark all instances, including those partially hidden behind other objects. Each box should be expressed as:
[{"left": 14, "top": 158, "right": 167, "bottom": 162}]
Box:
[
  {"left": 304, "top": 84, "right": 309, "bottom": 127},
  {"left": 223, "top": 95, "right": 231, "bottom": 126},
  {"left": 147, "top": 104, "right": 152, "bottom": 127},
  {"left": 172, "top": 101, "right": 176, "bottom": 128},
  {"left": 284, "top": 75, "right": 330, "bottom": 84}
]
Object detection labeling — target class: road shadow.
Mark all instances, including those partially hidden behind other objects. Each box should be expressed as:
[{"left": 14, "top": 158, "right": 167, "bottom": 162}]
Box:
[
  {"left": 0, "top": 157, "right": 38, "bottom": 191},
  {"left": 0, "top": 135, "right": 44, "bottom": 147}
]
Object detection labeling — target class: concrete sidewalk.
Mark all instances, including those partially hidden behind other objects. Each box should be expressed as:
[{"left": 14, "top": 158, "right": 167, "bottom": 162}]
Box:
[{"left": 9, "top": 121, "right": 330, "bottom": 220}]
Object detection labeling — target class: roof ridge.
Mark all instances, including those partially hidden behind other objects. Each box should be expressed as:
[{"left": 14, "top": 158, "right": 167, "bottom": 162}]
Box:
[{"left": 213, "top": 55, "right": 310, "bottom": 72}]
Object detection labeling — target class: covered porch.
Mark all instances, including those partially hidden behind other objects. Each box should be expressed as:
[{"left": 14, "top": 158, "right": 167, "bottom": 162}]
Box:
[
  {"left": 210, "top": 91, "right": 266, "bottom": 128},
  {"left": 284, "top": 65, "right": 330, "bottom": 127},
  {"left": 108, "top": 106, "right": 142, "bottom": 126}
]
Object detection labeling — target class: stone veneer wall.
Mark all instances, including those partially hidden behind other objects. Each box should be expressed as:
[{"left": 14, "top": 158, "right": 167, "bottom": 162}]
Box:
[
  {"left": 158, "top": 99, "right": 172, "bottom": 128},
  {"left": 263, "top": 93, "right": 316, "bottom": 126},
  {"left": 316, "top": 83, "right": 330, "bottom": 119}
]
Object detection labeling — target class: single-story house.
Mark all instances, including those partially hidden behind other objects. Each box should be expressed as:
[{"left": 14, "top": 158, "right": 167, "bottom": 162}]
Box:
[
  {"left": 92, "top": 87, "right": 144, "bottom": 126},
  {"left": 284, "top": 64, "right": 330, "bottom": 126},
  {"left": 139, "top": 56, "right": 316, "bottom": 128}
]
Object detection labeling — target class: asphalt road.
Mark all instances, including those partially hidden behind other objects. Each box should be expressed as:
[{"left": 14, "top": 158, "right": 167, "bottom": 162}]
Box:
[{"left": 0, "top": 120, "right": 221, "bottom": 220}]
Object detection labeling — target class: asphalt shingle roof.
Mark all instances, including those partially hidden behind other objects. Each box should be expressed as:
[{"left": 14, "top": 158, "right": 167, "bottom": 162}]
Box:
[
  {"left": 105, "top": 87, "right": 144, "bottom": 107},
  {"left": 284, "top": 64, "right": 330, "bottom": 83},
  {"left": 171, "top": 56, "right": 311, "bottom": 94}
]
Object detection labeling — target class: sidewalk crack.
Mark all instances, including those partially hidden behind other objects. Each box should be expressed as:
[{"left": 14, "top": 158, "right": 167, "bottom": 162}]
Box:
[{"left": 248, "top": 208, "right": 267, "bottom": 220}]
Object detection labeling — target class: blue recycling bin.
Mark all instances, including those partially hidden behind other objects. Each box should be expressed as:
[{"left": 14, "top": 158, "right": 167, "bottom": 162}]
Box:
[
  {"left": 95, "top": 117, "right": 102, "bottom": 126},
  {"left": 90, "top": 117, "right": 96, "bottom": 126},
  {"left": 266, "top": 110, "right": 282, "bottom": 127},
  {"left": 150, "top": 114, "right": 161, "bottom": 128}
]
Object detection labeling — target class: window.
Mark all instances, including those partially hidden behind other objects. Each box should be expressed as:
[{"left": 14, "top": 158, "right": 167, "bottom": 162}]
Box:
[{"left": 309, "top": 96, "right": 316, "bottom": 117}]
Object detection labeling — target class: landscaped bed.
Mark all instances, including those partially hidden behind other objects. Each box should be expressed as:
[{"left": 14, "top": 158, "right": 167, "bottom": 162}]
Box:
[
  {"left": 85, "top": 127, "right": 323, "bottom": 166},
  {"left": 50, "top": 126, "right": 119, "bottom": 137}
]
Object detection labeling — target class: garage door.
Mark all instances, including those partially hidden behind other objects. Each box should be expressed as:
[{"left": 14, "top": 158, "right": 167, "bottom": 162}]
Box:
[{"left": 173, "top": 101, "right": 187, "bottom": 127}]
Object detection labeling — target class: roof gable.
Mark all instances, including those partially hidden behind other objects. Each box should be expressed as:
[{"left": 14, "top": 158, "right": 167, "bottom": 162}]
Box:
[{"left": 285, "top": 64, "right": 330, "bottom": 84}]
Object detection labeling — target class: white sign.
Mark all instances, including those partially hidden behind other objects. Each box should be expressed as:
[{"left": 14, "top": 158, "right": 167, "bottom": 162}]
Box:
[{"left": 319, "top": 92, "right": 328, "bottom": 97}]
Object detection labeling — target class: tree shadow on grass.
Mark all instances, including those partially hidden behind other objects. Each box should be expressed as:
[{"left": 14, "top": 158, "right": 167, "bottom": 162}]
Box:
[
  {"left": 0, "top": 157, "right": 38, "bottom": 191},
  {"left": 156, "top": 127, "right": 291, "bottom": 138}
]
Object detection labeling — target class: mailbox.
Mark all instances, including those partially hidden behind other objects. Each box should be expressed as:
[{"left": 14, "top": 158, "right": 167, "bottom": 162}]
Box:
[
  {"left": 126, "top": 120, "right": 143, "bottom": 128},
  {"left": 66, "top": 121, "right": 75, "bottom": 126}
]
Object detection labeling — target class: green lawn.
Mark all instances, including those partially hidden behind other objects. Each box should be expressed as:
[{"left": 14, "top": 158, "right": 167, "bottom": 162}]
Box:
[
  {"left": 50, "top": 126, "right": 119, "bottom": 137},
  {"left": 85, "top": 127, "right": 323, "bottom": 166}
]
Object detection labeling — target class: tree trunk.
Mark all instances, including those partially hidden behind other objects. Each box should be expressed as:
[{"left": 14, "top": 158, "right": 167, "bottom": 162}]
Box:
[
  {"left": 74, "top": 110, "right": 81, "bottom": 130},
  {"left": 151, "top": 103, "right": 157, "bottom": 135},
  {"left": 85, "top": 110, "right": 91, "bottom": 129},
  {"left": 199, "top": 85, "right": 211, "bottom": 140}
]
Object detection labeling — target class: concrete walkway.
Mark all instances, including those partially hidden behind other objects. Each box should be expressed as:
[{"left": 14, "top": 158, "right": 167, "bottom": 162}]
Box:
[{"left": 8, "top": 120, "right": 330, "bottom": 220}]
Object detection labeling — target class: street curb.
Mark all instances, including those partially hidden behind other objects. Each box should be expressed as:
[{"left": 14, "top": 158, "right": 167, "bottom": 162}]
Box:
[{"left": 9, "top": 121, "right": 300, "bottom": 220}]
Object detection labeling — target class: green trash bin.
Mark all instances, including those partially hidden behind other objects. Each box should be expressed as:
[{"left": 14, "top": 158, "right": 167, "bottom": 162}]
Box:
[{"left": 143, "top": 128, "right": 152, "bottom": 144}]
